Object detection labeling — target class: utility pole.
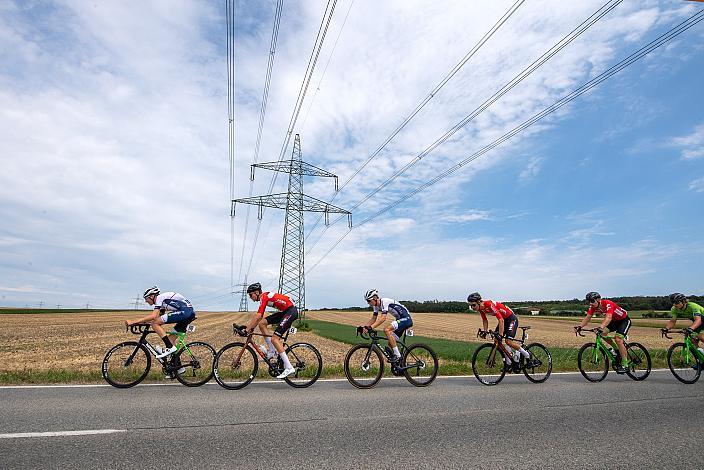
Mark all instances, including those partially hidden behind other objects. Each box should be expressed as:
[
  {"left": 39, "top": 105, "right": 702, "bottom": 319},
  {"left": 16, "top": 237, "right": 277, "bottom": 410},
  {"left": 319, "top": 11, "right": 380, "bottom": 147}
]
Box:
[
  {"left": 232, "top": 134, "right": 351, "bottom": 317},
  {"left": 85, "top": 302, "right": 91, "bottom": 309},
  {"left": 232, "top": 282, "right": 249, "bottom": 312},
  {"left": 38, "top": 301, "right": 44, "bottom": 308},
  {"left": 132, "top": 296, "right": 141, "bottom": 310},
  {"left": 56, "top": 304, "right": 62, "bottom": 309}
]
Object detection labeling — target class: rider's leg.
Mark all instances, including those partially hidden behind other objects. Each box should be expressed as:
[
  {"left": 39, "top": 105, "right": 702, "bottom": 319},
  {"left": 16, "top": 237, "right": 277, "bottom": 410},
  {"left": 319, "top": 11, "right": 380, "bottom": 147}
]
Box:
[
  {"left": 150, "top": 316, "right": 172, "bottom": 348},
  {"left": 614, "top": 334, "right": 628, "bottom": 363},
  {"left": 384, "top": 323, "right": 402, "bottom": 360}
]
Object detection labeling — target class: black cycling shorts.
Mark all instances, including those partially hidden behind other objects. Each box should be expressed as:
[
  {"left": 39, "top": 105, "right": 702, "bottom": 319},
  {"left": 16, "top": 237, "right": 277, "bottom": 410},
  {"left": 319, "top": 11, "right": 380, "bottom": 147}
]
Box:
[
  {"left": 494, "top": 313, "right": 518, "bottom": 339},
  {"left": 265, "top": 306, "right": 298, "bottom": 338},
  {"left": 606, "top": 317, "right": 631, "bottom": 337}
]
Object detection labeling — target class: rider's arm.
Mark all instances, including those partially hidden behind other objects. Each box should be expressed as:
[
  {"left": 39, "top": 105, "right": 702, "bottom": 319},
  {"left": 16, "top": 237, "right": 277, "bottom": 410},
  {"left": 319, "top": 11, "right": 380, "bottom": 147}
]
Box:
[
  {"left": 691, "top": 315, "right": 702, "bottom": 330},
  {"left": 126, "top": 309, "right": 161, "bottom": 326},
  {"left": 496, "top": 316, "right": 504, "bottom": 335},
  {"left": 599, "top": 313, "right": 612, "bottom": 330},
  {"left": 246, "top": 295, "right": 268, "bottom": 331},
  {"left": 578, "top": 313, "right": 592, "bottom": 329},
  {"left": 369, "top": 313, "right": 387, "bottom": 329}
]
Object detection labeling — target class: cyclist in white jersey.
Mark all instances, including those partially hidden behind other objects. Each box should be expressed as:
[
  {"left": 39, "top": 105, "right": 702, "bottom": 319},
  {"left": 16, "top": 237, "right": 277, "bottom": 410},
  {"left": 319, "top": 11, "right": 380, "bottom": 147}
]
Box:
[
  {"left": 125, "top": 286, "right": 196, "bottom": 359},
  {"left": 360, "top": 289, "right": 413, "bottom": 364}
]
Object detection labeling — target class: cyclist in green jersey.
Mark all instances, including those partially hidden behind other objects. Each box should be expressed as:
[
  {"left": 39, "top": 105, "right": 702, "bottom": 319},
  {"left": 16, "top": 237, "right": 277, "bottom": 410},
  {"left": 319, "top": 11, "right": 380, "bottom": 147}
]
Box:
[{"left": 663, "top": 293, "right": 704, "bottom": 359}]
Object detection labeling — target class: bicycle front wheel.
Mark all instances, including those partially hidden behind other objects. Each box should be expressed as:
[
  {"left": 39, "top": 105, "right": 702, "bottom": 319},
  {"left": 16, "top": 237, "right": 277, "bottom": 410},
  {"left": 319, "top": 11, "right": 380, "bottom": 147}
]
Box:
[
  {"left": 284, "top": 342, "right": 323, "bottom": 388},
  {"left": 344, "top": 344, "right": 384, "bottom": 389},
  {"left": 402, "top": 343, "right": 438, "bottom": 387},
  {"left": 471, "top": 343, "right": 507, "bottom": 386},
  {"left": 577, "top": 343, "right": 608, "bottom": 382},
  {"left": 102, "top": 341, "right": 151, "bottom": 388},
  {"left": 667, "top": 343, "right": 701, "bottom": 384},
  {"left": 523, "top": 343, "right": 552, "bottom": 383},
  {"left": 625, "top": 342, "right": 650, "bottom": 381},
  {"left": 175, "top": 341, "right": 216, "bottom": 387},
  {"left": 213, "top": 342, "right": 258, "bottom": 390}
]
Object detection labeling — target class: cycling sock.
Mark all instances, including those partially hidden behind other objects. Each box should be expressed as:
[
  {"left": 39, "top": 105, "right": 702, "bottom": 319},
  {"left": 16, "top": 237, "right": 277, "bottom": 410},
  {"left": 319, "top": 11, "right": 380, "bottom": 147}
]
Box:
[
  {"left": 518, "top": 347, "right": 530, "bottom": 358},
  {"left": 392, "top": 346, "right": 400, "bottom": 358},
  {"left": 162, "top": 336, "right": 173, "bottom": 348},
  {"left": 279, "top": 352, "right": 293, "bottom": 369},
  {"left": 698, "top": 347, "right": 704, "bottom": 356}
]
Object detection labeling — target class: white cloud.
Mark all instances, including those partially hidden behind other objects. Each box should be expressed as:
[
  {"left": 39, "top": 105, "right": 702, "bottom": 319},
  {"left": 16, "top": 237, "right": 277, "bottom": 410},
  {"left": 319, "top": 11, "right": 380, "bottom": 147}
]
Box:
[
  {"left": 689, "top": 176, "right": 704, "bottom": 193},
  {"left": 440, "top": 211, "right": 491, "bottom": 223},
  {"left": 519, "top": 156, "right": 544, "bottom": 182},
  {"left": 670, "top": 123, "right": 704, "bottom": 160}
]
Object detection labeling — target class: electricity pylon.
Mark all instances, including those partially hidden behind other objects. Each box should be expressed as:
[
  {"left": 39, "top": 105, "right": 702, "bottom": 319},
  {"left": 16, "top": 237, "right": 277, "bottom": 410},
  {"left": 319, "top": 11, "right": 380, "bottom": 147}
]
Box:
[
  {"left": 232, "top": 282, "right": 249, "bottom": 312},
  {"left": 232, "top": 134, "right": 351, "bottom": 315}
]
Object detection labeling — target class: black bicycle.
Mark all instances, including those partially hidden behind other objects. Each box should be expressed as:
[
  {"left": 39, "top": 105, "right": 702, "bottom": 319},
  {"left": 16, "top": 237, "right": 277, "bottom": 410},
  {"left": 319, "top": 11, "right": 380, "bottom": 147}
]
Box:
[
  {"left": 213, "top": 323, "right": 322, "bottom": 390},
  {"left": 471, "top": 326, "right": 552, "bottom": 386},
  {"left": 344, "top": 327, "right": 438, "bottom": 389},
  {"left": 102, "top": 323, "right": 215, "bottom": 388}
]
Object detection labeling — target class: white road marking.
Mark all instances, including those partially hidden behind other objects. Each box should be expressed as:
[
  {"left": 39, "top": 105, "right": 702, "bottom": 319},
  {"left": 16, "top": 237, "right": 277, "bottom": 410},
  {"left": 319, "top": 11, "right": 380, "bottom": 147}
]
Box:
[{"left": 0, "top": 429, "right": 126, "bottom": 439}]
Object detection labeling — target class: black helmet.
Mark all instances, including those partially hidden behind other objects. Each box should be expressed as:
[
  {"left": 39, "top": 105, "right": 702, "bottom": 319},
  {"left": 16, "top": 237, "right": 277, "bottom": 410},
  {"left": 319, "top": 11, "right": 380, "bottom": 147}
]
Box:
[
  {"left": 585, "top": 291, "right": 601, "bottom": 302},
  {"left": 669, "top": 293, "right": 686, "bottom": 305},
  {"left": 143, "top": 286, "right": 160, "bottom": 299},
  {"left": 247, "top": 282, "right": 262, "bottom": 294},
  {"left": 467, "top": 292, "right": 482, "bottom": 303}
]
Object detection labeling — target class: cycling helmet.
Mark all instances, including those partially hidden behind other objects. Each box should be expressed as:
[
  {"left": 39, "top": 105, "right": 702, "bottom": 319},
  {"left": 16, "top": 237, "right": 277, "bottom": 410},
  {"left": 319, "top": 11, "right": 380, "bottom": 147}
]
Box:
[
  {"left": 669, "top": 293, "right": 686, "bottom": 304},
  {"left": 585, "top": 291, "right": 601, "bottom": 302},
  {"left": 467, "top": 292, "right": 482, "bottom": 303},
  {"left": 364, "top": 289, "right": 379, "bottom": 301},
  {"left": 143, "top": 286, "right": 160, "bottom": 299},
  {"left": 247, "top": 282, "right": 262, "bottom": 294}
]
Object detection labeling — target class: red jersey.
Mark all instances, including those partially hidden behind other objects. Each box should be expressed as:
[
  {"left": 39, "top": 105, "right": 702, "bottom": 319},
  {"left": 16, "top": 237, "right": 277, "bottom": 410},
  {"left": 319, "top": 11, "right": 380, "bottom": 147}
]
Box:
[
  {"left": 478, "top": 300, "right": 514, "bottom": 321},
  {"left": 257, "top": 292, "right": 294, "bottom": 315},
  {"left": 587, "top": 299, "right": 628, "bottom": 321}
]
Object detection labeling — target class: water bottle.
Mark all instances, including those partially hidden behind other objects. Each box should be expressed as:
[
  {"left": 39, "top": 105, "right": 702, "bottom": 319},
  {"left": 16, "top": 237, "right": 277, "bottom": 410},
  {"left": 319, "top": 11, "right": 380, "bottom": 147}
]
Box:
[
  {"left": 155, "top": 345, "right": 163, "bottom": 356},
  {"left": 258, "top": 344, "right": 268, "bottom": 356}
]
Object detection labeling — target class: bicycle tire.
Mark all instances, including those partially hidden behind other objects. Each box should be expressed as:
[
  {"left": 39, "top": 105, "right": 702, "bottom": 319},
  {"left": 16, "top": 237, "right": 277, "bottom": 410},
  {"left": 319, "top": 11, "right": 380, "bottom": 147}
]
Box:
[
  {"left": 577, "top": 343, "right": 608, "bottom": 382},
  {"left": 471, "top": 343, "right": 507, "bottom": 386},
  {"left": 174, "top": 341, "right": 216, "bottom": 387},
  {"left": 102, "top": 341, "right": 151, "bottom": 388},
  {"left": 344, "top": 344, "right": 384, "bottom": 389},
  {"left": 522, "top": 343, "right": 552, "bottom": 383},
  {"left": 667, "top": 342, "right": 702, "bottom": 384},
  {"left": 284, "top": 342, "right": 323, "bottom": 388},
  {"left": 213, "top": 342, "right": 258, "bottom": 390},
  {"left": 402, "top": 343, "right": 438, "bottom": 387},
  {"left": 624, "top": 342, "right": 650, "bottom": 381}
]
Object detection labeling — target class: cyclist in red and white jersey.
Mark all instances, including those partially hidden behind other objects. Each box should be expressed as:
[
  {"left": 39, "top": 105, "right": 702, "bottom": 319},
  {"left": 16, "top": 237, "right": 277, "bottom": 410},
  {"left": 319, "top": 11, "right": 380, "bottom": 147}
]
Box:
[
  {"left": 243, "top": 282, "right": 298, "bottom": 379},
  {"left": 575, "top": 291, "right": 630, "bottom": 373},
  {"left": 467, "top": 292, "right": 530, "bottom": 368}
]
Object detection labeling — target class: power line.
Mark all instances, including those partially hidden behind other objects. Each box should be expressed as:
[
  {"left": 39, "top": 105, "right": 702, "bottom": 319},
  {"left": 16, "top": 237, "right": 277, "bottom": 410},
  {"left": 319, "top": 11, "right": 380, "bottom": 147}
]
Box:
[
  {"left": 226, "top": 0, "right": 236, "bottom": 295},
  {"left": 304, "top": 0, "right": 525, "bottom": 242},
  {"left": 307, "top": 8, "right": 704, "bottom": 273},
  {"left": 306, "top": 0, "right": 622, "bottom": 254}
]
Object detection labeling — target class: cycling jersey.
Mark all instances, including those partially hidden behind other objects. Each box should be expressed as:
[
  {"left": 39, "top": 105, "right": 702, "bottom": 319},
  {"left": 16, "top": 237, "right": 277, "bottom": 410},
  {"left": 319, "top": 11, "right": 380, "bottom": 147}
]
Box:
[
  {"left": 478, "top": 300, "right": 514, "bottom": 321},
  {"left": 670, "top": 302, "right": 704, "bottom": 321},
  {"left": 153, "top": 292, "right": 193, "bottom": 312},
  {"left": 373, "top": 298, "right": 411, "bottom": 320},
  {"left": 587, "top": 299, "right": 628, "bottom": 321},
  {"left": 257, "top": 292, "right": 294, "bottom": 315}
]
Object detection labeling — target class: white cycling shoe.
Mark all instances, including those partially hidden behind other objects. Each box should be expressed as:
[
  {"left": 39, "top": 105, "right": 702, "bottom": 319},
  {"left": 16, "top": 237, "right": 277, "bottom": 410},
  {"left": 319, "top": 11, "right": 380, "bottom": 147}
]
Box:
[
  {"left": 276, "top": 367, "right": 296, "bottom": 379},
  {"left": 156, "top": 346, "right": 177, "bottom": 359}
]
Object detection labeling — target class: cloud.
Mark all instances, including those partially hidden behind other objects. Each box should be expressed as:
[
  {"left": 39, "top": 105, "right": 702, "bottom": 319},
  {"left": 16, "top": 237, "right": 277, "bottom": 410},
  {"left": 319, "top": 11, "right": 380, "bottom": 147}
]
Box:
[
  {"left": 689, "top": 176, "right": 704, "bottom": 193},
  {"left": 670, "top": 123, "right": 704, "bottom": 160},
  {"left": 519, "top": 156, "right": 544, "bottom": 182},
  {"left": 440, "top": 211, "right": 490, "bottom": 223}
]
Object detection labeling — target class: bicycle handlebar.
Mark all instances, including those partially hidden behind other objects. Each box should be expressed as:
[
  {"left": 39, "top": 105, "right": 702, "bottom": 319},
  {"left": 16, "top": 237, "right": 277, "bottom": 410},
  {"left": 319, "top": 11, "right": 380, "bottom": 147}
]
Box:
[
  {"left": 356, "top": 326, "right": 380, "bottom": 340},
  {"left": 574, "top": 327, "right": 601, "bottom": 337},
  {"left": 661, "top": 328, "right": 691, "bottom": 340},
  {"left": 126, "top": 323, "right": 150, "bottom": 334},
  {"left": 232, "top": 323, "right": 249, "bottom": 337}
]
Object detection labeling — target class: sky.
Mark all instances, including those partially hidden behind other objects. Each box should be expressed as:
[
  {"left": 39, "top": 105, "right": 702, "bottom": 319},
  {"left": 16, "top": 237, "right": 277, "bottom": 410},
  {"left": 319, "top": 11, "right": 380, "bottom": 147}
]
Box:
[{"left": 0, "top": 0, "right": 702, "bottom": 311}]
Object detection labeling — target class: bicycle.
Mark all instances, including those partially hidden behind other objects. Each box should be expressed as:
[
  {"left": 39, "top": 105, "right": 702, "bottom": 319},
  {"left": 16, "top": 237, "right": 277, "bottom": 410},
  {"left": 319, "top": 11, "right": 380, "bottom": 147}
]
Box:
[
  {"left": 471, "top": 326, "right": 552, "bottom": 386},
  {"left": 343, "top": 326, "right": 438, "bottom": 389},
  {"left": 102, "top": 323, "right": 215, "bottom": 388},
  {"left": 575, "top": 327, "right": 650, "bottom": 382},
  {"left": 661, "top": 328, "right": 704, "bottom": 384},
  {"left": 213, "top": 323, "right": 322, "bottom": 390}
]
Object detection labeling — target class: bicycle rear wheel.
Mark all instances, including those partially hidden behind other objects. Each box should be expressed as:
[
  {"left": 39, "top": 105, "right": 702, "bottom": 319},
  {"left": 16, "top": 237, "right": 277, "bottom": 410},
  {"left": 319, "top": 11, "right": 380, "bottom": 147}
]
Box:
[
  {"left": 284, "top": 342, "right": 323, "bottom": 388},
  {"left": 625, "top": 342, "right": 650, "bottom": 381},
  {"left": 344, "top": 344, "right": 384, "bottom": 389},
  {"left": 175, "top": 341, "right": 215, "bottom": 387},
  {"left": 402, "top": 343, "right": 438, "bottom": 387},
  {"left": 102, "top": 341, "right": 151, "bottom": 388},
  {"left": 577, "top": 343, "right": 608, "bottom": 382},
  {"left": 522, "top": 343, "right": 552, "bottom": 383},
  {"left": 471, "top": 343, "right": 507, "bottom": 386},
  {"left": 213, "top": 342, "right": 258, "bottom": 390},
  {"left": 667, "top": 343, "right": 701, "bottom": 384}
]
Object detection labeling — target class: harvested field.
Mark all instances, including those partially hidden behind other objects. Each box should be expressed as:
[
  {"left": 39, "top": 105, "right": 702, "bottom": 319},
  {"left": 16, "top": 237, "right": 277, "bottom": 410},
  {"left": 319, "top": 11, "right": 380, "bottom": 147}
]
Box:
[{"left": 306, "top": 310, "right": 674, "bottom": 349}]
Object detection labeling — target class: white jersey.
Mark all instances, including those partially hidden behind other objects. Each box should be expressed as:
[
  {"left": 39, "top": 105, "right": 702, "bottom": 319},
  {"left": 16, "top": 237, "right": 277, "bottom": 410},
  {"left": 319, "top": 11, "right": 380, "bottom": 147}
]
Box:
[
  {"left": 153, "top": 292, "right": 192, "bottom": 312},
  {"left": 373, "top": 298, "right": 411, "bottom": 320}
]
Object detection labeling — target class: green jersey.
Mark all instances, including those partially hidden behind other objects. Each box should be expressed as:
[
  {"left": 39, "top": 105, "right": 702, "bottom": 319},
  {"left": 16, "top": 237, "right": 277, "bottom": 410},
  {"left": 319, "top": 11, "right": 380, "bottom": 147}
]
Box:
[{"left": 670, "top": 302, "right": 704, "bottom": 321}]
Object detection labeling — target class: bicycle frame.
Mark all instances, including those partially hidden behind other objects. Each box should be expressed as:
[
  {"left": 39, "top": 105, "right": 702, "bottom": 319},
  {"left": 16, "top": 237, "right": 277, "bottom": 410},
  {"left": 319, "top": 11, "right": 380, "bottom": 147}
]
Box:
[
  {"left": 576, "top": 328, "right": 622, "bottom": 364},
  {"left": 230, "top": 324, "right": 293, "bottom": 369},
  {"left": 127, "top": 324, "right": 193, "bottom": 369},
  {"left": 356, "top": 328, "right": 417, "bottom": 372},
  {"left": 478, "top": 328, "right": 530, "bottom": 366},
  {"left": 662, "top": 329, "right": 704, "bottom": 365}
]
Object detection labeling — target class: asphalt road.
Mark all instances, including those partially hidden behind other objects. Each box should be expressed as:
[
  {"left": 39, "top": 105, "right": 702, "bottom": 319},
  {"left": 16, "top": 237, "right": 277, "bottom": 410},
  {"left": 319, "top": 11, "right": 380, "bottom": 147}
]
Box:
[{"left": 1, "top": 371, "right": 703, "bottom": 469}]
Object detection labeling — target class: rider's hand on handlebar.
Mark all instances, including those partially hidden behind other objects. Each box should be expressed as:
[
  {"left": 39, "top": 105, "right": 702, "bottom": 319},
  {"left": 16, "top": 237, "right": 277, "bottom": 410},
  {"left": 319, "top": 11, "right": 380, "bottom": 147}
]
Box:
[
  {"left": 595, "top": 327, "right": 603, "bottom": 335},
  {"left": 685, "top": 327, "right": 694, "bottom": 335},
  {"left": 479, "top": 330, "right": 487, "bottom": 339},
  {"left": 573, "top": 325, "right": 582, "bottom": 332}
]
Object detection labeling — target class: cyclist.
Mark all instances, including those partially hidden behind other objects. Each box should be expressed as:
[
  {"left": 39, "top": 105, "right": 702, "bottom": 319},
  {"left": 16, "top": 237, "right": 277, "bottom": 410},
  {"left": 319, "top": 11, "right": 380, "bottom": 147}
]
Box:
[
  {"left": 575, "top": 291, "right": 630, "bottom": 374},
  {"left": 361, "top": 289, "right": 412, "bottom": 366},
  {"left": 243, "top": 282, "right": 298, "bottom": 379},
  {"left": 125, "top": 286, "right": 196, "bottom": 359},
  {"left": 663, "top": 293, "right": 704, "bottom": 361},
  {"left": 467, "top": 292, "right": 530, "bottom": 370}
]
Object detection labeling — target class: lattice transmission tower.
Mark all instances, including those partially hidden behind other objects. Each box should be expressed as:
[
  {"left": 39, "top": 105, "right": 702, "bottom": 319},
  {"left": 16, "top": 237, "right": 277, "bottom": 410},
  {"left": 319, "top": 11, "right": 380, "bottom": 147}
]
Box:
[
  {"left": 232, "top": 134, "right": 351, "bottom": 315},
  {"left": 231, "top": 282, "right": 249, "bottom": 312}
]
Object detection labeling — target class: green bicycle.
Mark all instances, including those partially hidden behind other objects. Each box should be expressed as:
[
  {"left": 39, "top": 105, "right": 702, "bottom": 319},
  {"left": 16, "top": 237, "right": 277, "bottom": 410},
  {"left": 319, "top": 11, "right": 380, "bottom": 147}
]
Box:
[
  {"left": 102, "top": 323, "right": 215, "bottom": 388},
  {"left": 575, "top": 327, "right": 651, "bottom": 382},
  {"left": 662, "top": 328, "right": 704, "bottom": 384}
]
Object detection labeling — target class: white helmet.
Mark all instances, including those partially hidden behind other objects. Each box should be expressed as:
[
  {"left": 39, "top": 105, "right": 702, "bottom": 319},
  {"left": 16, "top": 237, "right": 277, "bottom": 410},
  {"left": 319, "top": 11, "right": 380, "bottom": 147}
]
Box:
[
  {"left": 143, "top": 286, "right": 160, "bottom": 299},
  {"left": 364, "top": 289, "right": 379, "bottom": 301}
]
